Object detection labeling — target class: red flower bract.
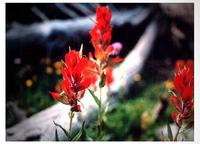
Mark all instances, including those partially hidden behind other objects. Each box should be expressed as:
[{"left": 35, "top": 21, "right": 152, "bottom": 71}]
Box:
[
  {"left": 171, "top": 60, "right": 194, "bottom": 126},
  {"left": 106, "top": 66, "right": 114, "bottom": 87},
  {"left": 49, "top": 50, "right": 98, "bottom": 111},
  {"left": 174, "top": 61, "right": 194, "bottom": 102}
]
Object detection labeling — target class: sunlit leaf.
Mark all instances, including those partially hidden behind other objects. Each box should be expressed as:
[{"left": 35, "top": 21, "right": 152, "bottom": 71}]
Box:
[
  {"left": 53, "top": 121, "right": 70, "bottom": 139},
  {"left": 104, "top": 101, "right": 110, "bottom": 114},
  {"left": 102, "top": 101, "right": 110, "bottom": 121},
  {"left": 88, "top": 89, "right": 100, "bottom": 107}
]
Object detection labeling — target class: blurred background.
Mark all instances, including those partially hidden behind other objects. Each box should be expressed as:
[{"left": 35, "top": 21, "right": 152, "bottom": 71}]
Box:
[{"left": 6, "top": 3, "right": 194, "bottom": 141}]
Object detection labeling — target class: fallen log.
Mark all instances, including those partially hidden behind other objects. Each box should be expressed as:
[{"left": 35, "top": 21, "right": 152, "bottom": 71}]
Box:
[
  {"left": 6, "top": 6, "right": 152, "bottom": 52},
  {"left": 6, "top": 6, "right": 154, "bottom": 108},
  {"left": 6, "top": 19, "right": 158, "bottom": 141}
]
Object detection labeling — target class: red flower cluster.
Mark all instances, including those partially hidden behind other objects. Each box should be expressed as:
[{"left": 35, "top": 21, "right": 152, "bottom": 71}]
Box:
[
  {"left": 49, "top": 49, "right": 97, "bottom": 112},
  {"left": 90, "top": 5, "right": 122, "bottom": 87},
  {"left": 170, "top": 60, "right": 194, "bottom": 126},
  {"left": 90, "top": 5, "right": 114, "bottom": 64},
  {"left": 49, "top": 5, "right": 122, "bottom": 111}
]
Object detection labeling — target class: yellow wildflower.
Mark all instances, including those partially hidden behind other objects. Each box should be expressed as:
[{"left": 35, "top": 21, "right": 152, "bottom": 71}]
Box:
[
  {"left": 54, "top": 61, "right": 62, "bottom": 70},
  {"left": 26, "top": 79, "right": 33, "bottom": 87},
  {"left": 141, "top": 111, "right": 151, "bottom": 129},
  {"left": 165, "top": 80, "right": 174, "bottom": 89},
  {"left": 46, "top": 66, "right": 53, "bottom": 74},
  {"left": 134, "top": 73, "right": 142, "bottom": 81}
]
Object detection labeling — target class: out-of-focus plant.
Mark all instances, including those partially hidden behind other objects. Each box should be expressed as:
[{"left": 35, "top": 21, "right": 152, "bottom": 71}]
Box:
[
  {"left": 161, "top": 60, "right": 194, "bottom": 141},
  {"left": 100, "top": 82, "right": 170, "bottom": 141},
  {"left": 13, "top": 57, "right": 59, "bottom": 116}
]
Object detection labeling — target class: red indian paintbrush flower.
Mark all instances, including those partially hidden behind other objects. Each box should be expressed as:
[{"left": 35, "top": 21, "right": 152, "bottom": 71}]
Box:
[
  {"left": 89, "top": 5, "right": 122, "bottom": 87},
  {"left": 49, "top": 48, "right": 98, "bottom": 112},
  {"left": 90, "top": 5, "right": 113, "bottom": 64},
  {"left": 170, "top": 60, "right": 194, "bottom": 126}
]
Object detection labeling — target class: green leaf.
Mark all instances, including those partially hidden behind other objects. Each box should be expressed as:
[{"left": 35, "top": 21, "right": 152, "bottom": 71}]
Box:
[
  {"left": 72, "top": 121, "right": 85, "bottom": 141},
  {"left": 104, "top": 101, "right": 110, "bottom": 114},
  {"left": 80, "top": 121, "right": 93, "bottom": 141},
  {"left": 167, "top": 123, "right": 173, "bottom": 141},
  {"left": 88, "top": 89, "right": 100, "bottom": 107},
  {"left": 102, "top": 101, "right": 110, "bottom": 122},
  {"left": 53, "top": 121, "right": 70, "bottom": 138},
  {"left": 55, "top": 129, "right": 59, "bottom": 141}
]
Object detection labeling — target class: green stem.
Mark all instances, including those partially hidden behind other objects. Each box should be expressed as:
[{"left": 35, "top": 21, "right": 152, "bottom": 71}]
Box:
[
  {"left": 98, "top": 87, "right": 103, "bottom": 140},
  {"left": 99, "top": 87, "right": 102, "bottom": 111},
  {"left": 69, "top": 111, "right": 74, "bottom": 140},
  {"left": 174, "top": 126, "right": 181, "bottom": 141}
]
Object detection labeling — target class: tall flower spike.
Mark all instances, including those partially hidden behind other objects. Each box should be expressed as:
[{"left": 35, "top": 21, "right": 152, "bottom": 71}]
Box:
[
  {"left": 90, "top": 5, "right": 113, "bottom": 64},
  {"left": 89, "top": 5, "right": 123, "bottom": 88}
]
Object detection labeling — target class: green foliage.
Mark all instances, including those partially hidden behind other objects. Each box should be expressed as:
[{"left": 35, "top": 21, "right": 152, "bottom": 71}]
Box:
[
  {"left": 54, "top": 120, "right": 85, "bottom": 141},
  {"left": 53, "top": 121, "right": 70, "bottom": 139},
  {"left": 72, "top": 122, "right": 85, "bottom": 141},
  {"left": 101, "top": 82, "right": 171, "bottom": 141},
  {"left": 80, "top": 122, "right": 93, "bottom": 141},
  {"left": 21, "top": 88, "right": 56, "bottom": 115},
  {"left": 105, "top": 98, "right": 153, "bottom": 140},
  {"left": 12, "top": 61, "right": 60, "bottom": 116},
  {"left": 136, "top": 82, "right": 166, "bottom": 101}
]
